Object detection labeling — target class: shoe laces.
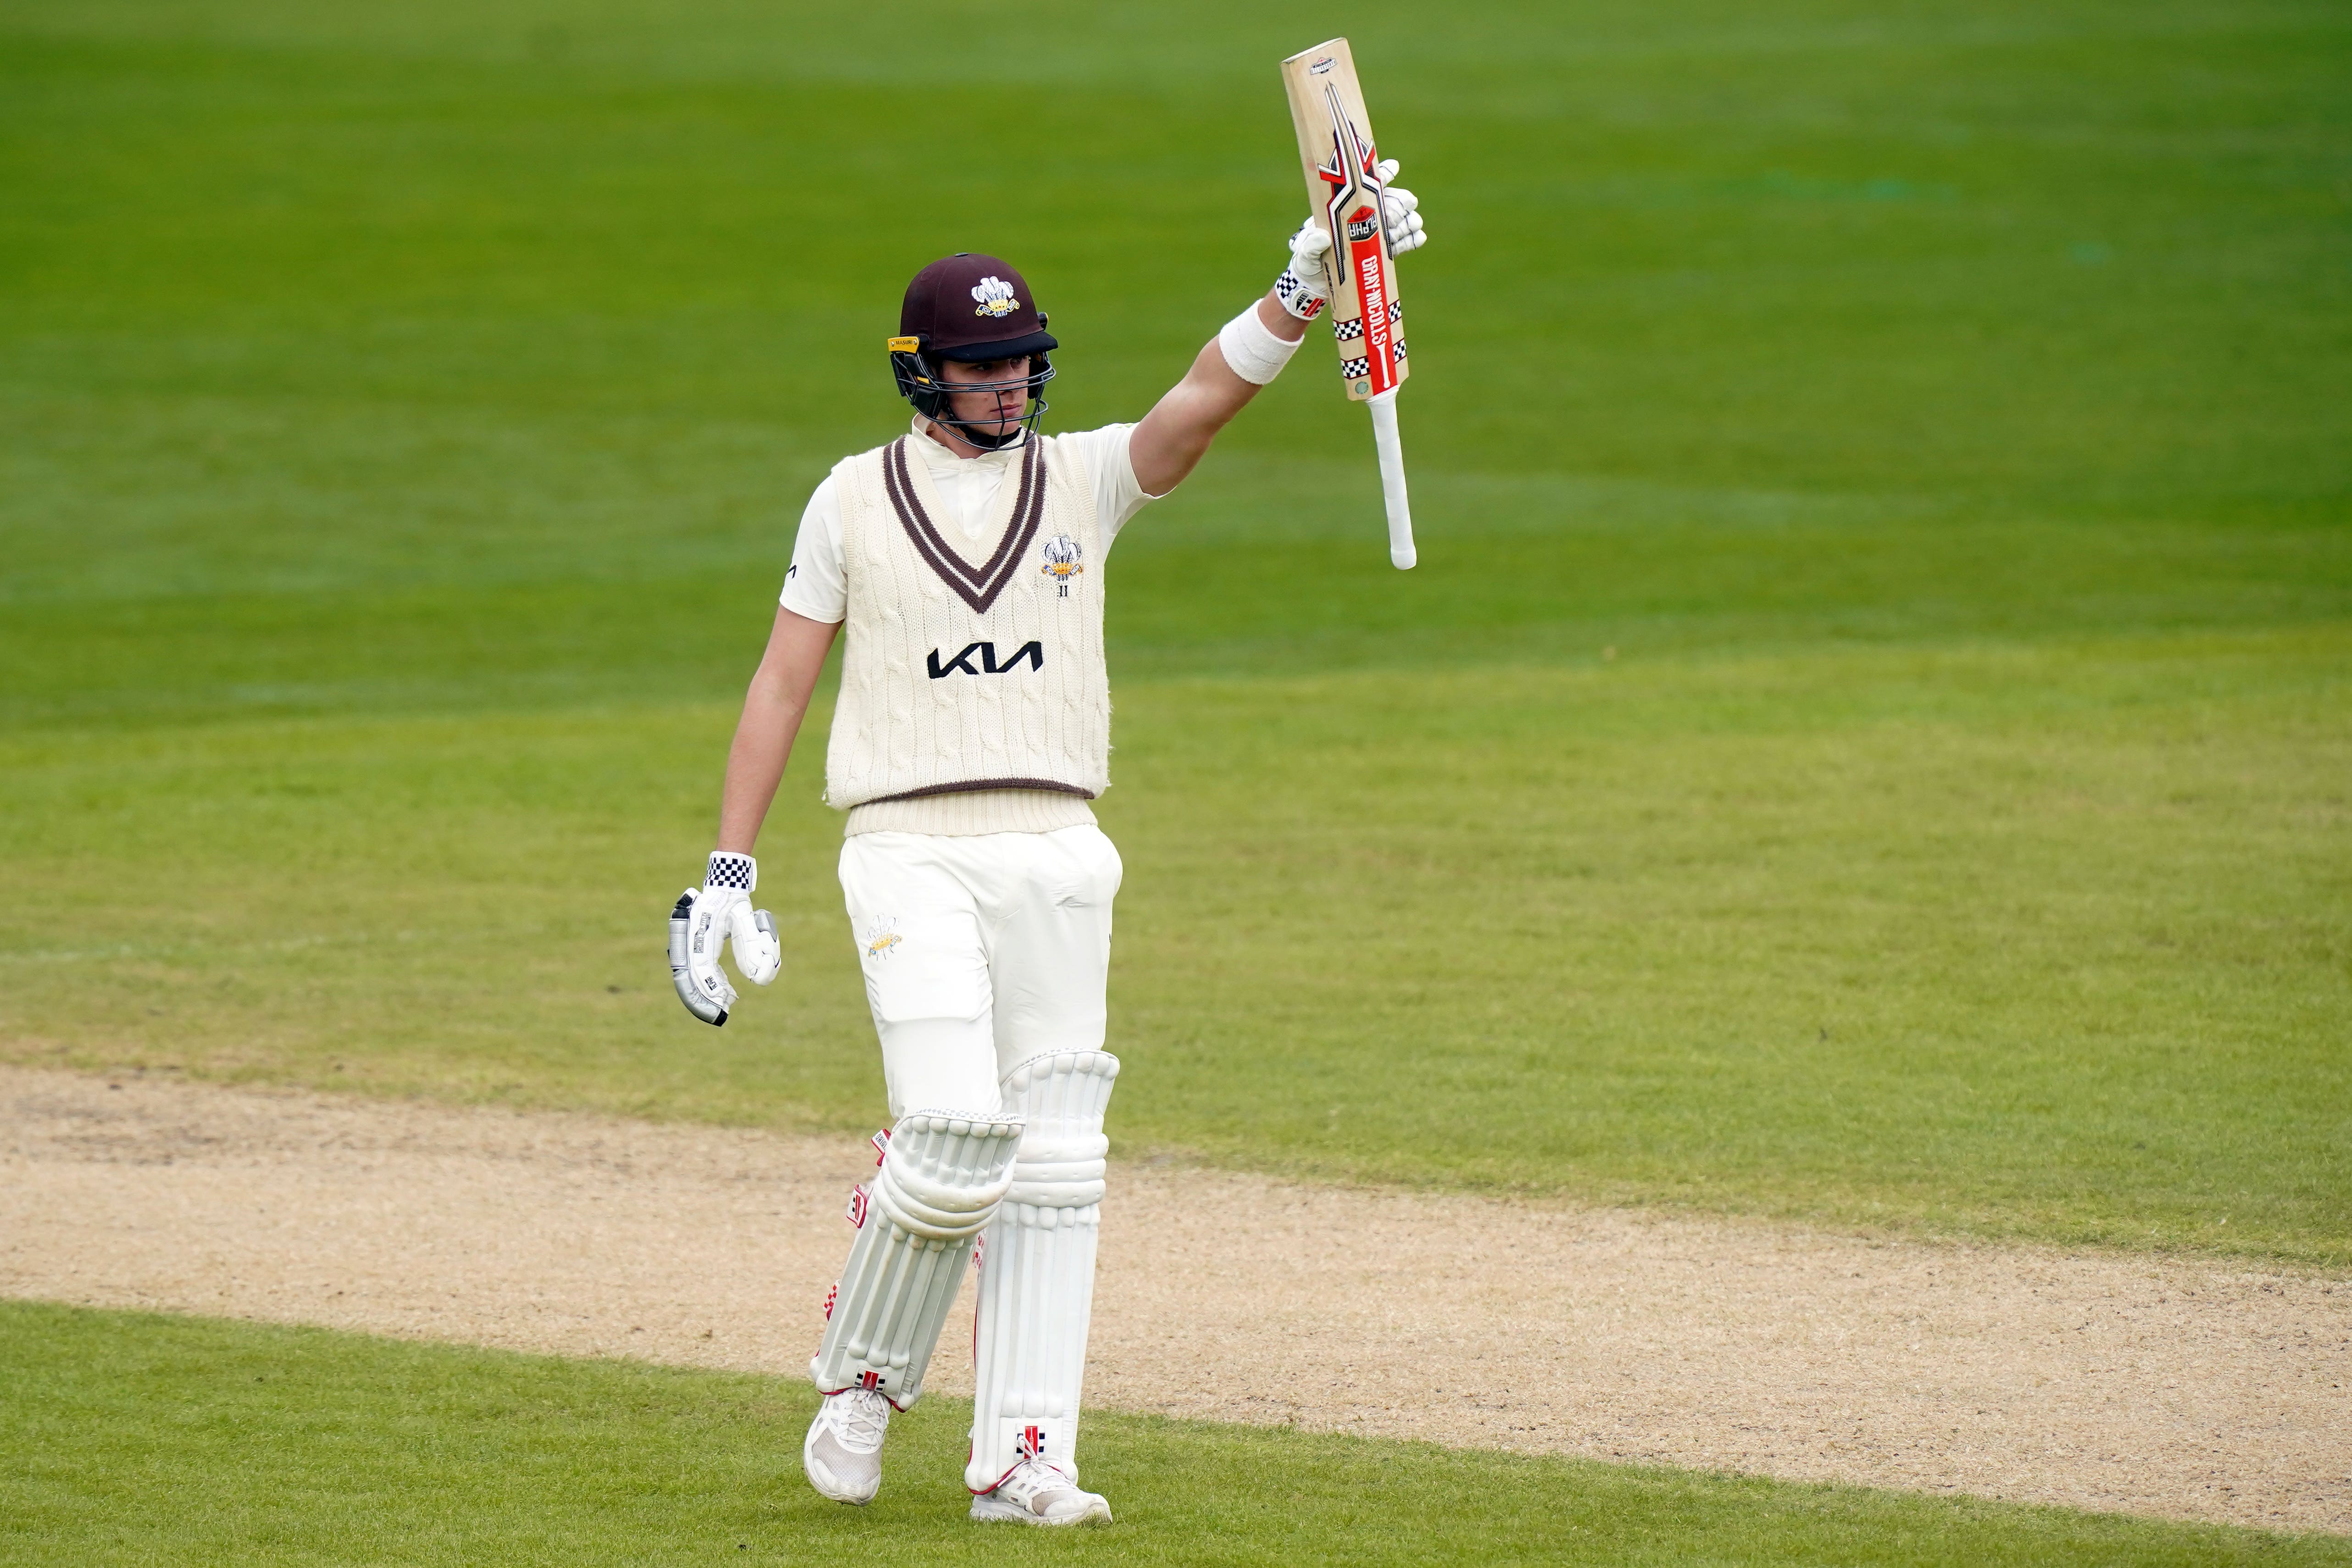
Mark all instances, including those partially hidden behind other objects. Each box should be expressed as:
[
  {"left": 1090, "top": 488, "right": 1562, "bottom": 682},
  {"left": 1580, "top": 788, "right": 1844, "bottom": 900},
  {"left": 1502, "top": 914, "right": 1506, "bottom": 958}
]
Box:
[
  {"left": 998, "top": 1457, "right": 1077, "bottom": 1505},
  {"left": 827, "top": 1388, "right": 892, "bottom": 1451}
]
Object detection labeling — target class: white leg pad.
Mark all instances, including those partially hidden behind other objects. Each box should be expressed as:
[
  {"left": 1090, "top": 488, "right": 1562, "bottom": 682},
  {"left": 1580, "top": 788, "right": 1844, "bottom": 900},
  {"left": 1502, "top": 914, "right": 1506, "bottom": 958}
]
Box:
[
  {"left": 811, "top": 1109, "right": 1023, "bottom": 1410},
  {"left": 966, "top": 1050, "right": 1119, "bottom": 1492}
]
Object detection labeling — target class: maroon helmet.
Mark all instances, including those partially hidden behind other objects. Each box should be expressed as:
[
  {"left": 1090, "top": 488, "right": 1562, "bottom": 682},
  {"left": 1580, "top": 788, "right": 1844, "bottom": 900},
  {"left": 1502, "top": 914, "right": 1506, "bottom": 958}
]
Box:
[{"left": 887, "top": 253, "right": 1056, "bottom": 448}]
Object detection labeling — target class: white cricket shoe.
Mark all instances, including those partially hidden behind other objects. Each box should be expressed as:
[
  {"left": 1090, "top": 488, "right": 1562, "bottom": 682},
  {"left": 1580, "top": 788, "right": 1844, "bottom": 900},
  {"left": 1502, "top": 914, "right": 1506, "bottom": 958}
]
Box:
[
  {"left": 802, "top": 1388, "right": 892, "bottom": 1504},
  {"left": 969, "top": 1458, "right": 1112, "bottom": 1526}
]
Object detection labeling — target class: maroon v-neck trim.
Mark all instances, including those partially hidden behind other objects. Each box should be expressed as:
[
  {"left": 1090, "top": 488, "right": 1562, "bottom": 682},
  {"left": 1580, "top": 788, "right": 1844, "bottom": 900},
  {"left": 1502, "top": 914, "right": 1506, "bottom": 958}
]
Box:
[{"left": 883, "top": 437, "right": 1045, "bottom": 614}]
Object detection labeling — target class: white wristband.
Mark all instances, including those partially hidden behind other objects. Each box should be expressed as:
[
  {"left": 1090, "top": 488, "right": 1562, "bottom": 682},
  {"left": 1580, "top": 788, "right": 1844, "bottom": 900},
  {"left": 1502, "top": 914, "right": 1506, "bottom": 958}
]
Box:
[{"left": 1216, "top": 304, "right": 1303, "bottom": 387}]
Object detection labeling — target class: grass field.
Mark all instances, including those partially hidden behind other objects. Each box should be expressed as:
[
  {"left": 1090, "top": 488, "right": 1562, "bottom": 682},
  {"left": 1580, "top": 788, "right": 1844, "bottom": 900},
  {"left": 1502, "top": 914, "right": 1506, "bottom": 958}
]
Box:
[
  {"left": 3, "top": 0, "right": 2348, "bottom": 1273},
  {"left": 5, "top": 2, "right": 2348, "bottom": 1560},
  {"left": 6, "top": 1301, "right": 2344, "bottom": 1567}
]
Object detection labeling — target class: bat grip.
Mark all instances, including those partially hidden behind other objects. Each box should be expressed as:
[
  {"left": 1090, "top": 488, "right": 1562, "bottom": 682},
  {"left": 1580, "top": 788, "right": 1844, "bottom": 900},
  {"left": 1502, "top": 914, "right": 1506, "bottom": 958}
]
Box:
[{"left": 1368, "top": 390, "right": 1415, "bottom": 570}]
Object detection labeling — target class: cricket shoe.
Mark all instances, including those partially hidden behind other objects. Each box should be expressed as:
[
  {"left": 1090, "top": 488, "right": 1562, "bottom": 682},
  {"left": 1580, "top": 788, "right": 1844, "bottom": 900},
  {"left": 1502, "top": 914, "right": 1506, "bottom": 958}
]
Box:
[
  {"left": 802, "top": 1387, "right": 892, "bottom": 1504},
  {"left": 969, "top": 1458, "right": 1112, "bottom": 1526}
]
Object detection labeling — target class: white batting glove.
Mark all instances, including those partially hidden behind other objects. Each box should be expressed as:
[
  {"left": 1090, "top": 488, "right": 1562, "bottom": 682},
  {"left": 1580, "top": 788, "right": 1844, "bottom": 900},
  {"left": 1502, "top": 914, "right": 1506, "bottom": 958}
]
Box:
[
  {"left": 1273, "top": 221, "right": 1334, "bottom": 321},
  {"left": 1374, "top": 158, "right": 1426, "bottom": 254},
  {"left": 667, "top": 851, "right": 780, "bottom": 1027}
]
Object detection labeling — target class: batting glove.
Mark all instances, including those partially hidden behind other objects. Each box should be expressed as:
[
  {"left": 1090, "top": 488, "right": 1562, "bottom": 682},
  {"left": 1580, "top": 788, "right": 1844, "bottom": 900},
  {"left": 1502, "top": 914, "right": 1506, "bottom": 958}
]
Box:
[
  {"left": 668, "top": 851, "right": 781, "bottom": 1027},
  {"left": 1374, "top": 158, "right": 1426, "bottom": 254},
  {"left": 1274, "top": 221, "right": 1334, "bottom": 321}
]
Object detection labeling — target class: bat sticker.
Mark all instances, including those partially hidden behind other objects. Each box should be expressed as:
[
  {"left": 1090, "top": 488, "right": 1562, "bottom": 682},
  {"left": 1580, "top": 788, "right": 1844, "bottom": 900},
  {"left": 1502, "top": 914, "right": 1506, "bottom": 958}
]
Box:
[{"left": 1313, "top": 83, "right": 1401, "bottom": 397}]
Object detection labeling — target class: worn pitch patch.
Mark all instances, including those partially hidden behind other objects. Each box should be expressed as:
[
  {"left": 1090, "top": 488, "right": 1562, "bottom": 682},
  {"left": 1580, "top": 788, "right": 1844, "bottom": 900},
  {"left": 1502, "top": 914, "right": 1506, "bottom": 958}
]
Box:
[{"left": 1, "top": 1065, "right": 2344, "bottom": 1535}]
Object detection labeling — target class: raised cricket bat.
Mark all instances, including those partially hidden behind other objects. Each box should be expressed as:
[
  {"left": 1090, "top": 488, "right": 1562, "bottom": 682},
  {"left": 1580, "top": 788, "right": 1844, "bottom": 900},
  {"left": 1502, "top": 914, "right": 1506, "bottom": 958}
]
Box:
[{"left": 1280, "top": 37, "right": 1415, "bottom": 570}]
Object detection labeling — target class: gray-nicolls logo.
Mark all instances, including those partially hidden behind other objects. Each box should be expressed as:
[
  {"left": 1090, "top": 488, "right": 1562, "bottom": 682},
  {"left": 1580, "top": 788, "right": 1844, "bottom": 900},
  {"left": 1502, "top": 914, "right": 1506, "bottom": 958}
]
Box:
[{"left": 927, "top": 641, "right": 1044, "bottom": 679}]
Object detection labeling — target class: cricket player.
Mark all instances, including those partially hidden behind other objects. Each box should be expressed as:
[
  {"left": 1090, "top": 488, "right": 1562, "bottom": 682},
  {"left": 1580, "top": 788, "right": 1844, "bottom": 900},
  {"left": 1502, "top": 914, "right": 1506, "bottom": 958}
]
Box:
[{"left": 667, "top": 176, "right": 1425, "bottom": 1525}]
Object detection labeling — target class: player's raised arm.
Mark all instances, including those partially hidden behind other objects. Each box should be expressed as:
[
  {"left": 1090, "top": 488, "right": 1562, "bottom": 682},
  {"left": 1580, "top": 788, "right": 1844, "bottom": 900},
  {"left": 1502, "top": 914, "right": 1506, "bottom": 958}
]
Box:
[{"left": 1129, "top": 172, "right": 1424, "bottom": 498}]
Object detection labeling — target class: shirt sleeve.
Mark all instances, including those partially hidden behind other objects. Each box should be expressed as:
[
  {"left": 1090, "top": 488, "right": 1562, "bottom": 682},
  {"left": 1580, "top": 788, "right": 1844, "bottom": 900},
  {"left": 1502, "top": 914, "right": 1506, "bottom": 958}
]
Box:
[
  {"left": 778, "top": 473, "right": 847, "bottom": 624},
  {"left": 1059, "top": 423, "right": 1162, "bottom": 545}
]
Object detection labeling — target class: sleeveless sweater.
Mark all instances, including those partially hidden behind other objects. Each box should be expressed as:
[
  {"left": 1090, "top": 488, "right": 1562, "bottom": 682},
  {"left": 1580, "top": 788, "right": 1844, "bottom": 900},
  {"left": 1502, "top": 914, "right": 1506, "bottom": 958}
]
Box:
[{"left": 824, "top": 432, "right": 1109, "bottom": 833}]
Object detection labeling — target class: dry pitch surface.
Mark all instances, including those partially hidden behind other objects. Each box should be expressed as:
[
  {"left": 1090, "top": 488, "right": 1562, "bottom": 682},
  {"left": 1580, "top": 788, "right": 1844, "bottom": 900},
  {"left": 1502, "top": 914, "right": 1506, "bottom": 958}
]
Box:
[{"left": 3, "top": 1066, "right": 2344, "bottom": 1535}]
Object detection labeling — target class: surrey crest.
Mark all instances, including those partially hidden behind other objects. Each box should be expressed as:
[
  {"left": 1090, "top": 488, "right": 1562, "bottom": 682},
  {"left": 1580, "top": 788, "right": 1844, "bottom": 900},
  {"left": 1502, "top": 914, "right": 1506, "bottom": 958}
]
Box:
[
  {"left": 860, "top": 917, "right": 902, "bottom": 961},
  {"left": 971, "top": 276, "right": 1021, "bottom": 318},
  {"left": 1039, "top": 533, "right": 1084, "bottom": 597}
]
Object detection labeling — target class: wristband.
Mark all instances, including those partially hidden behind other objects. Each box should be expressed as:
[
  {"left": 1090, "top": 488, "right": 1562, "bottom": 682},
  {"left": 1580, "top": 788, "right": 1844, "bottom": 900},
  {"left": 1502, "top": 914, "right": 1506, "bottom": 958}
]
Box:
[
  {"left": 1216, "top": 305, "right": 1304, "bottom": 387},
  {"left": 706, "top": 851, "right": 756, "bottom": 892}
]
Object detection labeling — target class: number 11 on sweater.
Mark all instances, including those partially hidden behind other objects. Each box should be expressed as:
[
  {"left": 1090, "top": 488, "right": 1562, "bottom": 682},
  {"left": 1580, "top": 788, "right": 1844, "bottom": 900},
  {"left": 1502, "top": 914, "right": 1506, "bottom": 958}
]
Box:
[{"left": 1280, "top": 38, "right": 1415, "bottom": 570}]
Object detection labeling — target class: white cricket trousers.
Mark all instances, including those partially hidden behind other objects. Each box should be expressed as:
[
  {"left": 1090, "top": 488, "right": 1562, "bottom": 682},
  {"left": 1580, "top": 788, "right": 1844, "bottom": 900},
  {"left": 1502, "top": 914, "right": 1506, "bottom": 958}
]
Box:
[
  {"left": 839, "top": 825, "right": 1122, "bottom": 1119},
  {"left": 836, "top": 823, "right": 1123, "bottom": 1490}
]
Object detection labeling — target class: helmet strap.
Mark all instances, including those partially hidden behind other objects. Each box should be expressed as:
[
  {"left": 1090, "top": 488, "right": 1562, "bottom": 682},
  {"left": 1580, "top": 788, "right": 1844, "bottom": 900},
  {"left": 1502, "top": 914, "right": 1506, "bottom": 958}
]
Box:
[
  {"left": 927, "top": 399, "right": 1047, "bottom": 451},
  {"left": 890, "top": 340, "right": 1053, "bottom": 452}
]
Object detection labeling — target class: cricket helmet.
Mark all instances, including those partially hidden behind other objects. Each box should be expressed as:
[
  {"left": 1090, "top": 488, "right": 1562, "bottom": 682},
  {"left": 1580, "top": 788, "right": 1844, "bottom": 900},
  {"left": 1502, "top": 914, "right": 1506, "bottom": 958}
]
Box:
[{"left": 888, "top": 253, "right": 1056, "bottom": 448}]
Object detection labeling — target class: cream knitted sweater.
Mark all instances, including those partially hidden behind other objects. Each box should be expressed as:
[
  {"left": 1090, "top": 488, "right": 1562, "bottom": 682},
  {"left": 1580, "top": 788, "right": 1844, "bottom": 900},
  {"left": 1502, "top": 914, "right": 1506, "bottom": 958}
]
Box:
[{"left": 823, "top": 432, "right": 1109, "bottom": 834}]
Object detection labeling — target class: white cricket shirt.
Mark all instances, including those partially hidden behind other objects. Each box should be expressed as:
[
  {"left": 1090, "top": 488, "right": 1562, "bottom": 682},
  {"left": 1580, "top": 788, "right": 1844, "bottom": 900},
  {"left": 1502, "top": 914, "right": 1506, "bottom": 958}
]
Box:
[{"left": 781, "top": 419, "right": 1160, "bottom": 625}]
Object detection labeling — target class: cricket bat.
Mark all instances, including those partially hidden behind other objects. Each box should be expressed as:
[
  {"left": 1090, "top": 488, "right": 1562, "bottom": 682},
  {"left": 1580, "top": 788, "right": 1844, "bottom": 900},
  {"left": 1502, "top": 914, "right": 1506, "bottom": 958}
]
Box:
[{"left": 1280, "top": 37, "right": 1415, "bottom": 570}]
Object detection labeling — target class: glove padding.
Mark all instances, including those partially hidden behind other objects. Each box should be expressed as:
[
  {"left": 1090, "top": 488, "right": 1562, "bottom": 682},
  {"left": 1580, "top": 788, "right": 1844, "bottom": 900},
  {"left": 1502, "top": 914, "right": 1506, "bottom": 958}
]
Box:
[
  {"left": 1274, "top": 221, "right": 1334, "bottom": 320},
  {"left": 668, "top": 852, "right": 780, "bottom": 1027},
  {"left": 1273, "top": 157, "right": 1428, "bottom": 322},
  {"left": 1374, "top": 158, "right": 1425, "bottom": 254}
]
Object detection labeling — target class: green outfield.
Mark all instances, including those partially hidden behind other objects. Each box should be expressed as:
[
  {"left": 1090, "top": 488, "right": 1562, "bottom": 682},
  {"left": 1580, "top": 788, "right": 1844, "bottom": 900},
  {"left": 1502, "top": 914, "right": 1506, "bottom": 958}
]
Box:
[
  {"left": 5, "top": 0, "right": 2344, "bottom": 1263},
  {"left": 5, "top": 0, "right": 2349, "bottom": 1559},
  {"left": 7, "top": 1302, "right": 2344, "bottom": 1567}
]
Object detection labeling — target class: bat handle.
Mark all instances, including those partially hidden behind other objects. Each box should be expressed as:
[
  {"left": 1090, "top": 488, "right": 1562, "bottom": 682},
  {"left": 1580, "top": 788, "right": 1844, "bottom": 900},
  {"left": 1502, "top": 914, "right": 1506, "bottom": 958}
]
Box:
[{"left": 1368, "top": 390, "right": 1415, "bottom": 570}]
